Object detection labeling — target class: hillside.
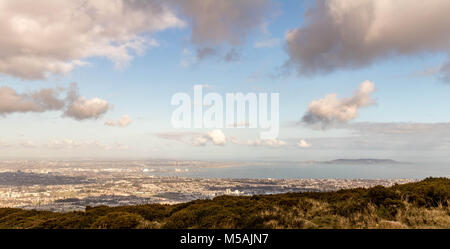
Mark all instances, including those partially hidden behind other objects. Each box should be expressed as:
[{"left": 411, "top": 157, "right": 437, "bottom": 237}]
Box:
[{"left": 0, "top": 177, "right": 448, "bottom": 229}]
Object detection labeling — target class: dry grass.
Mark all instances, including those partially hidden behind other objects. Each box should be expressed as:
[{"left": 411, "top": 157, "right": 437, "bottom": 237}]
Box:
[{"left": 262, "top": 199, "right": 450, "bottom": 229}]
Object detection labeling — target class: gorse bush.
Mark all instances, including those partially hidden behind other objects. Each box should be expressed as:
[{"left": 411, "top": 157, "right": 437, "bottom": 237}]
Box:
[{"left": 0, "top": 177, "right": 448, "bottom": 229}]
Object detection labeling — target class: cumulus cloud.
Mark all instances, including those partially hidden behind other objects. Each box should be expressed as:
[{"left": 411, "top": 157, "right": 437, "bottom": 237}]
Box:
[
  {"left": 302, "top": 80, "right": 375, "bottom": 127},
  {"left": 0, "top": 0, "right": 274, "bottom": 79},
  {"left": 172, "top": 0, "right": 273, "bottom": 60},
  {"left": 206, "top": 129, "right": 227, "bottom": 146},
  {"left": 285, "top": 0, "right": 450, "bottom": 78},
  {"left": 63, "top": 83, "right": 111, "bottom": 120},
  {"left": 297, "top": 139, "right": 312, "bottom": 148},
  {"left": 64, "top": 98, "right": 110, "bottom": 120},
  {"left": 0, "top": 82, "right": 110, "bottom": 120},
  {"left": 190, "top": 135, "right": 209, "bottom": 146},
  {"left": 188, "top": 129, "right": 227, "bottom": 146},
  {"left": 105, "top": 115, "right": 132, "bottom": 127},
  {"left": 0, "top": 0, "right": 185, "bottom": 80},
  {"left": 0, "top": 86, "right": 65, "bottom": 115}
]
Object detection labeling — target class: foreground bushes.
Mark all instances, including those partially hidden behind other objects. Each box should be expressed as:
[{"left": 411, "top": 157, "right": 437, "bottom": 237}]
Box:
[{"left": 0, "top": 177, "right": 448, "bottom": 229}]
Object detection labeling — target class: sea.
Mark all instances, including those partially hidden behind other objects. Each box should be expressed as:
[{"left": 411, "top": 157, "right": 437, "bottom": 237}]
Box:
[{"left": 146, "top": 161, "right": 450, "bottom": 179}]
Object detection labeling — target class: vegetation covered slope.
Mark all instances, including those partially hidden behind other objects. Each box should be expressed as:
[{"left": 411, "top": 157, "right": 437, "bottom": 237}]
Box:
[{"left": 0, "top": 177, "right": 448, "bottom": 229}]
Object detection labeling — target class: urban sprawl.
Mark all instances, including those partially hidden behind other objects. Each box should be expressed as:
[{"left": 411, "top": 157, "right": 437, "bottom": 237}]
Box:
[{"left": 0, "top": 160, "right": 415, "bottom": 212}]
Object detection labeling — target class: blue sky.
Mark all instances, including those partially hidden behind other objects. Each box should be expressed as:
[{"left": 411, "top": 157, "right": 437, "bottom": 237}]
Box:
[{"left": 1, "top": 0, "right": 450, "bottom": 162}]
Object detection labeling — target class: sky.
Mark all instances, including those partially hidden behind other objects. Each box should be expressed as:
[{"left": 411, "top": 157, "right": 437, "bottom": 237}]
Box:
[{"left": 1, "top": 0, "right": 450, "bottom": 162}]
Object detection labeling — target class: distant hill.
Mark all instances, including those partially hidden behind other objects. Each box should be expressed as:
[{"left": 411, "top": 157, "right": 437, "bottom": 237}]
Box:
[
  {"left": 323, "top": 158, "right": 402, "bottom": 164},
  {"left": 0, "top": 177, "right": 448, "bottom": 229}
]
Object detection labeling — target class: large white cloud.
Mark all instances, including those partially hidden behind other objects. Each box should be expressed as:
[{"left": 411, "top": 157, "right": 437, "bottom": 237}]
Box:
[
  {"left": 0, "top": 0, "right": 273, "bottom": 80},
  {"left": 285, "top": 0, "right": 450, "bottom": 79},
  {"left": 0, "top": 0, "right": 185, "bottom": 80},
  {"left": 302, "top": 80, "right": 375, "bottom": 127}
]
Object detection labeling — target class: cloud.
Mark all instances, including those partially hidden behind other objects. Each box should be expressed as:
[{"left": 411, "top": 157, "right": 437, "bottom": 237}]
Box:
[
  {"left": 112, "top": 142, "right": 129, "bottom": 151},
  {"left": 439, "top": 61, "right": 450, "bottom": 82},
  {"left": 186, "top": 129, "right": 227, "bottom": 146},
  {"left": 0, "top": 139, "right": 12, "bottom": 148},
  {"left": 0, "top": 86, "right": 64, "bottom": 115},
  {"left": 250, "top": 138, "right": 287, "bottom": 147},
  {"left": 0, "top": 82, "right": 110, "bottom": 120},
  {"left": 254, "top": 38, "right": 280, "bottom": 48},
  {"left": 63, "top": 83, "right": 111, "bottom": 120},
  {"left": 224, "top": 48, "right": 240, "bottom": 62},
  {"left": 207, "top": 129, "right": 227, "bottom": 145},
  {"left": 47, "top": 139, "right": 89, "bottom": 150},
  {"left": 0, "top": 0, "right": 185, "bottom": 80},
  {"left": 105, "top": 115, "right": 132, "bottom": 127},
  {"left": 0, "top": 138, "right": 37, "bottom": 148},
  {"left": 411, "top": 65, "right": 443, "bottom": 78},
  {"left": 300, "top": 123, "right": 450, "bottom": 153},
  {"left": 190, "top": 135, "right": 209, "bottom": 146},
  {"left": 296, "top": 122, "right": 450, "bottom": 153},
  {"left": 0, "top": 0, "right": 274, "bottom": 79},
  {"left": 156, "top": 129, "right": 227, "bottom": 146},
  {"left": 0, "top": 138, "right": 128, "bottom": 151},
  {"left": 21, "top": 140, "right": 37, "bottom": 148},
  {"left": 64, "top": 98, "right": 110, "bottom": 120},
  {"left": 156, "top": 132, "right": 196, "bottom": 142},
  {"left": 157, "top": 129, "right": 287, "bottom": 148},
  {"left": 297, "top": 139, "right": 312, "bottom": 148},
  {"left": 229, "top": 137, "right": 287, "bottom": 148},
  {"left": 46, "top": 139, "right": 127, "bottom": 151},
  {"left": 172, "top": 0, "right": 273, "bottom": 60},
  {"left": 302, "top": 80, "right": 375, "bottom": 127},
  {"left": 285, "top": 0, "right": 450, "bottom": 78},
  {"left": 179, "top": 48, "right": 197, "bottom": 68},
  {"left": 343, "top": 122, "right": 450, "bottom": 135}
]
